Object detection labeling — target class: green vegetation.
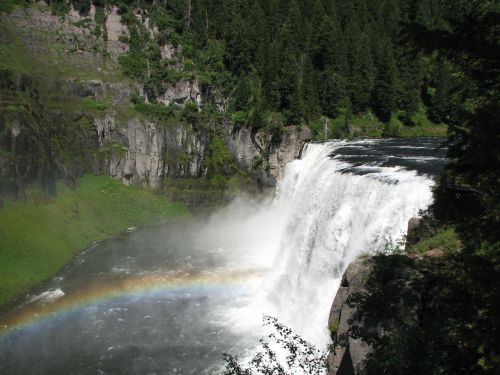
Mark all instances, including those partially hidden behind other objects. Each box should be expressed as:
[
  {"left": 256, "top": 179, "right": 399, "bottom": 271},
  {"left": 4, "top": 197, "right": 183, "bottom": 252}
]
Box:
[
  {"left": 1, "top": 12, "right": 107, "bottom": 82},
  {"left": 0, "top": 0, "right": 15, "bottom": 13},
  {"left": 133, "top": 102, "right": 174, "bottom": 120},
  {"left": 88, "top": 0, "right": 452, "bottom": 138},
  {"left": 328, "top": 319, "right": 339, "bottom": 335},
  {"left": 1, "top": 0, "right": 453, "bottom": 139},
  {"left": 205, "top": 134, "right": 239, "bottom": 184},
  {"left": 0, "top": 21, "right": 32, "bottom": 73},
  {"left": 0, "top": 66, "right": 100, "bottom": 198},
  {"left": 81, "top": 97, "right": 107, "bottom": 111},
  {"left": 224, "top": 316, "right": 327, "bottom": 374},
  {"left": 397, "top": 106, "right": 448, "bottom": 137},
  {"left": 0, "top": 1, "right": 498, "bottom": 373},
  {"left": 0, "top": 175, "right": 189, "bottom": 305},
  {"left": 309, "top": 106, "right": 447, "bottom": 141},
  {"left": 408, "top": 226, "right": 461, "bottom": 254},
  {"left": 342, "top": 2, "right": 500, "bottom": 374},
  {"left": 161, "top": 176, "right": 251, "bottom": 210},
  {"left": 0, "top": 0, "right": 28, "bottom": 13}
]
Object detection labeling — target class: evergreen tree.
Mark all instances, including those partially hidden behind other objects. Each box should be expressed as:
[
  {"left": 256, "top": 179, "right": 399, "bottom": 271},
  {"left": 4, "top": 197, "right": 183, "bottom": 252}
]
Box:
[
  {"left": 427, "top": 62, "right": 457, "bottom": 124},
  {"left": 317, "top": 67, "right": 345, "bottom": 118},
  {"left": 309, "top": 0, "right": 326, "bottom": 62},
  {"left": 225, "top": 13, "right": 252, "bottom": 75},
  {"left": 301, "top": 55, "right": 320, "bottom": 121},
  {"left": 396, "top": 45, "right": 424, "bottom": 124},
  {"left": 112, "top": 0, "right": 469, "bottom": 129},
  {"left": 248, "top": 0, "right": 268, "bottom": 71},
  {"left": 372, "top": 41, "right": 398, "bottom": 122},
  {"left": 348, "top": 31, "right": 375, "bottom": 113}
]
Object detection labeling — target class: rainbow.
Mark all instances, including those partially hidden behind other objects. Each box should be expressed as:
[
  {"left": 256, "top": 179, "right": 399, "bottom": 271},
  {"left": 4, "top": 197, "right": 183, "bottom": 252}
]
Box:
[{"left": 0, "top": 269, "right": 260, "bottom": 336}]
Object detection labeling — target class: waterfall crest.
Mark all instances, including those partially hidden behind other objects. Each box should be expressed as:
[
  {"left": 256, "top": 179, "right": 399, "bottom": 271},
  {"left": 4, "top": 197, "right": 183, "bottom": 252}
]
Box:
[{"left": 258, "top": 141, "right": 436, "bottom": 346}]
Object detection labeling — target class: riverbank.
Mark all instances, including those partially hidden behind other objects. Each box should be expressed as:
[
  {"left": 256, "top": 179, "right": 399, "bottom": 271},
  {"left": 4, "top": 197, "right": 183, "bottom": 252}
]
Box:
[{"left": 0, "top": 175, "right": 190, "bottom": 306}]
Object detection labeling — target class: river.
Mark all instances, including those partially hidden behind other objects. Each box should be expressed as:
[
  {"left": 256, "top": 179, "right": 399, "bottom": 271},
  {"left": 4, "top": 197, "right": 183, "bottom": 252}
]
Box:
[{"left": 0, "top": 137, "right": 447, "bottom": 374}]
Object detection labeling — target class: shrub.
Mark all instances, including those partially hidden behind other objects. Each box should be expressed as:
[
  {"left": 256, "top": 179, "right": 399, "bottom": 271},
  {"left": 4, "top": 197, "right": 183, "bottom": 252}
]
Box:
[
  {"left": 223, "top": 316, "right": 327, "bottom": 375},
  {"left": 134, "top": 102, "right": 173, "bottom": 121},
  {"left": 81, "top": 97, "right": 107, "bottom": 111}
]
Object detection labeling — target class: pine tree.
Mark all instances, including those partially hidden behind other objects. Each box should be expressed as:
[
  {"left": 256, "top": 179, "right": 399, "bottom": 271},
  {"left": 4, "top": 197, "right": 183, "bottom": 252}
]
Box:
[
  {"left": 318, "top": 67, "right": 345, "bottom": 118},
  {"left": 427, "top": 63, "right": 456, "bottom": 124},
  {"left": 248, "top": 0, "right": 268, "bottom": 72},
  {"left": 225, "top": 13, "right": 252, "bottom": 75},
  {"left": 301, "top": 56, "right": 320, "bottom": 121},
  {"left": 348, "top": 31, "right": 375, "bottom": 113},
  {"left": 286, "top": 0, "right": 305, "bottom": 51},
  {"left": 372, "top": 40, "right": 398, "bottom": 122}
]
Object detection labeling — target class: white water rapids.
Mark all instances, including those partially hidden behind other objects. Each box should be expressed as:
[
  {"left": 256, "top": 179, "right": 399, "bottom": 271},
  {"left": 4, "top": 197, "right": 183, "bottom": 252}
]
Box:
[{"left": 223, "top": 140, "right": 437, "bottom": 349}]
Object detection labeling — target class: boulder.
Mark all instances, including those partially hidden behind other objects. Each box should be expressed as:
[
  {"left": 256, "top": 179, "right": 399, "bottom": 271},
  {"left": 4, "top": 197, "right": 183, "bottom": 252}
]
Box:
[{"left": 407, "top": 217, "right": 423, "bottom": 235}]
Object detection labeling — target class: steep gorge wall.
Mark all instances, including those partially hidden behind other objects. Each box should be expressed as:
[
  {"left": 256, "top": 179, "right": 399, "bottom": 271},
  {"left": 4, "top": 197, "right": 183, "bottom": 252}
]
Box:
[
  {"left": 95, "top": 112, "right": 312, "bottom": 188},
  {"left": 0, "top": 4, "right": 311, "bottom": 202},
  {"left": 66, "top": 79, "right": 311, "bottom": 189},
  {"left": 223, "top": 122, "right": 312, "bottom": 186}
]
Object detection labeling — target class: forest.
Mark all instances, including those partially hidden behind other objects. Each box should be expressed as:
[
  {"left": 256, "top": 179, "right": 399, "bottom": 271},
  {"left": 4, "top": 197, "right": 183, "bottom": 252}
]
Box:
[
  {"left": 0, "top": 0, "right": 499, "bottom": 374},
  {"left": 32, "top": 0, "right": 456, "bottom": 137}
]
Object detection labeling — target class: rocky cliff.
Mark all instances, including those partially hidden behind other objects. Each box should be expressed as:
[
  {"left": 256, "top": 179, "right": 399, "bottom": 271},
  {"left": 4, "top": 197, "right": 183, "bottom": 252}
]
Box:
[
  {"left": 79, "top": 79, "right": 311, "bottom": 188},
  {"left": 93, "top": 110, "right": 311, "bottom": 189},
  {"left": 223, "top": 122, "right": 313, "bottom": 186},
  {"left": 0, "top": 4, "right": 311, "bottom": 203}
]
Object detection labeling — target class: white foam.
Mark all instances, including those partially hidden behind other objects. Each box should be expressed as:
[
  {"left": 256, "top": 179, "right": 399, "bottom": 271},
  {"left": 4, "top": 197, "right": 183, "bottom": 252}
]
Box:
[
  {"left": 110, "top": 267, "right": 131, "bottom": 275},
  {"left": 223, "top": 141, "right": 436, "bottom": 350},
  {"left": 28, "top": 288, "right": 65, "bottom": 304}
]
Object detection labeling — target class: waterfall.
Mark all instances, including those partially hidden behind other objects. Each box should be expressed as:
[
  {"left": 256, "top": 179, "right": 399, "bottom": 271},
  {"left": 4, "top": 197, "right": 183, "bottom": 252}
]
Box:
[
  {"left": 254, "top": 141, "right": 436, "bottom": 347},
  {"left": 0, "top": 138, "right": 444, "bottom": 375}
]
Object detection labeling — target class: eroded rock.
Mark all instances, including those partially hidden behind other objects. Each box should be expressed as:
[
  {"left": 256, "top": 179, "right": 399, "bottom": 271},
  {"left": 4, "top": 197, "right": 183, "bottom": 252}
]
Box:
[
  {"left": 327, "top": 254, "right": 443, "bottom": 375},
  {"left": 222, "top": 123, "right": 312, "bottom": 186},
  {"left": 328, "top": 258, "right": 372, "bottom": 375}
]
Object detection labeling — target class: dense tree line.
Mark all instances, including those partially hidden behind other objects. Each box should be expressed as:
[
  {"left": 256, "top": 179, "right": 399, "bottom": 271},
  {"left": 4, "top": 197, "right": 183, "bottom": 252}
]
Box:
[
  {"left": 42, "top": 0, "right": 456, "bottom": 129},
  {"left": 182, "top": 0, "right": 451, "bottom": 126}
]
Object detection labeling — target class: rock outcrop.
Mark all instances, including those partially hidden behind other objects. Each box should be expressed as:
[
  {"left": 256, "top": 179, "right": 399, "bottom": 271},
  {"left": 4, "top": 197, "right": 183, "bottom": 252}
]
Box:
[
  {"left": 223, "top": 123, "right": 312, "bottom": 186},
  {"left": 407, "top": 217, "right": 423, "bottom": 235},
  {"left": 327, "top": 253, "right": 445, "bottom": 375},
  {"left": 105, "top": 5, "right": 129, "bottom": 58},
  {"left": 328, "top": 258, "right": 373, "bottom": 375},
  {"left": 157, "top": 80, "right": 202, "bottom": 107},
  {"left": 4, "top": 5, "right": 115, "bottom": 77},
  {"left": 93, "top": 107, "right": 311, "bottom": 188},
  {"left": 94, "top": 114, "right": 207, "bottom": 188}
]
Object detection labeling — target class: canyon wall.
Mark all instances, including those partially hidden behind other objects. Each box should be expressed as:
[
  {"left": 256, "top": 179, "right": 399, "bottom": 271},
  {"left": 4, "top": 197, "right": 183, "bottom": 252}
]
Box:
[{"left": 0, "top": 4, "right": 311, "bottom": 203}]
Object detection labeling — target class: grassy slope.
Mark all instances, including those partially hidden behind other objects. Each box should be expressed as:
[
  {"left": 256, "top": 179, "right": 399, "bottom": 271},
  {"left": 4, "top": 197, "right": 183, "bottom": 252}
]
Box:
[
  {"left": 407, "top": 226, "right": 461, "bottom": 254},
  {"left": 397, "top": 106, "right": 448, "bottom": 137},
  {"left": 0, "top": 175, "right": 190, "bottom": 306},
  {"left": 309, "top": 106, "right": 448, "bottom": 141}
]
